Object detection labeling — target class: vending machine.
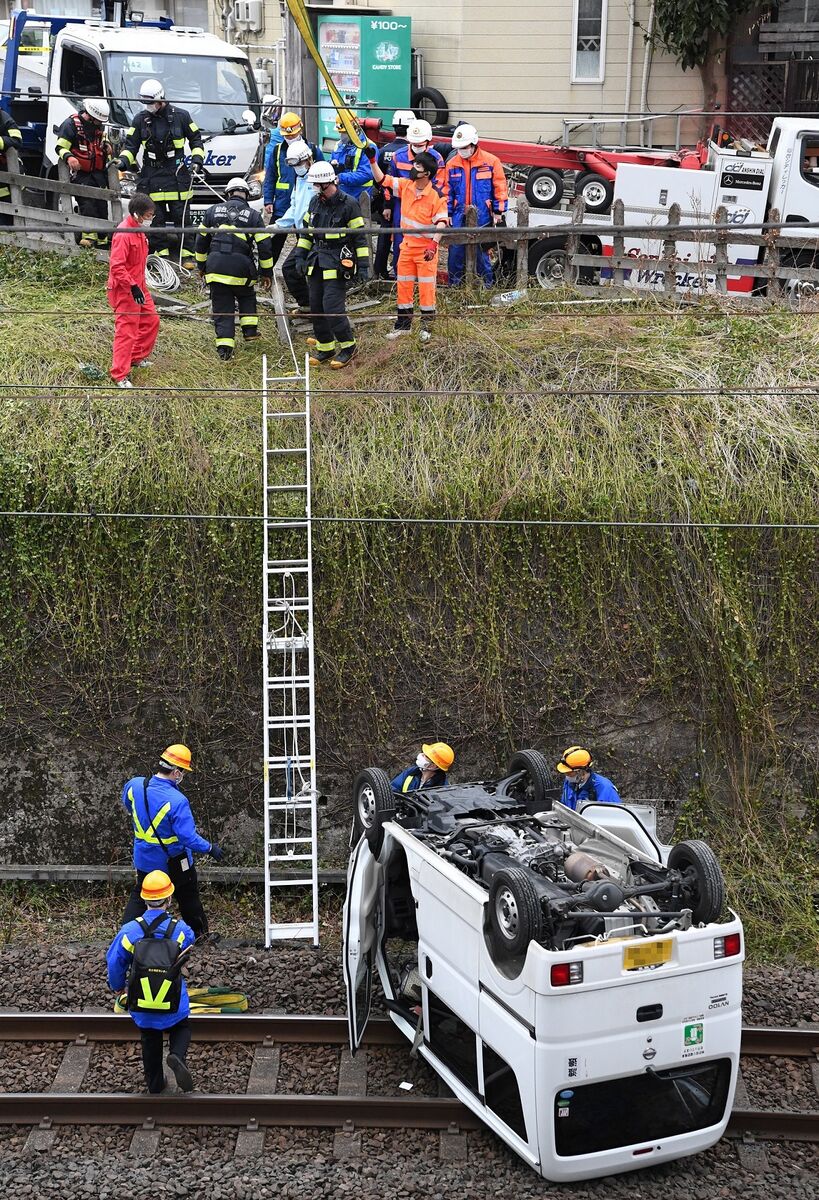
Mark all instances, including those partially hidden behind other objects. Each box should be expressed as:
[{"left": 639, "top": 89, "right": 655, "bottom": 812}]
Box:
[{"left": 316, "top": 13, "right": 412, "bottom": 145}]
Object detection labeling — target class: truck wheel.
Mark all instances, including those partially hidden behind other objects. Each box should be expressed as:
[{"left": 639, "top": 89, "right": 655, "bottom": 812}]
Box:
[
  {"left": 506, "top": 749, "right": 553, "bottom": 809},
  {"left": 410, "top": 87, "right": 449, "bottom": 127},
  {"left": 668, "top": 839, "right": 726, "bottom": 924},
  {"left": 524, "top": 167, "right": 564, "bottom": 209},
  {"left": 488, "top": 868, "right": 544, "bottom": 957},
  {"left": 352, "top": 767, "right": 395, "bottom": 854},
  {"left": 575, "top": 172, "right": 614, "bottom": 214},
  {"left": 528, "top": 238, "right": 576, "bottom": 288}
]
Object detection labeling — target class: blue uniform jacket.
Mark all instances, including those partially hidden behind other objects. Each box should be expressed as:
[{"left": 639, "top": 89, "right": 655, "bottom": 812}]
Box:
[
  {"left": 122, "top": 774, "right": 211, "bottom": 872},
  {"left": 264, "top": 138, "right": 323, "bottom": 213},
  {"left": 107, "top": 908, "right": 195, "bottom": 1029},
  {"left": 391, "top": 764, "right": 449, "bottom": 793},
  {"left": 329, "top": 138, "right": 375, "bottom": 200},
  {"left": 263, "top": 127, "right": 283, "bottom": 172},
  {"left": 560, "top": 771, "right": 622, "bottom": 812}
]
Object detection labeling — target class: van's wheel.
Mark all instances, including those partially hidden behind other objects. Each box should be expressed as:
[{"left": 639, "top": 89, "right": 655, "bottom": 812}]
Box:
[
  {"left": 524, "top": 167, "right": 564, "bottom": 209},
  {"left": 488, "top": 868, "right": 544, "bottom": 956},
  {"left": 352, "top": 767, "right": 395, "bottom": 854},
  {"left": 506, "top": 749, "right": 553, "bottom": 809},
  {"left": 668, "top": 839, "right": 726, "bottom": 924},
  {"left": 410, "top": 86, "right": 449, "bottom": 127},
  {"left": 575, "top": 172, "right": 614, "bottom": 214},
  {"left": 528, "top": 238, "right": 577, "bottom": 288}
]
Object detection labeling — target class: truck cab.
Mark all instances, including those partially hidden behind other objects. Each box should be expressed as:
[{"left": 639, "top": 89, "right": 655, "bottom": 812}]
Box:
[{"left": 766, "top": 116, "right": 819, "bottom": 239}]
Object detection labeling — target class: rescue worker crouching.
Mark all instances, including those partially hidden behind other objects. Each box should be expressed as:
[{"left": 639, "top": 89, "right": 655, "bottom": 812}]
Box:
[
  {"left": 263, "top": 110, "right": 323, "bottom": 267},
  {"left": 368, "top": 146, "right": 448, "bottom": 342},
  {"left": 329, "top": 111, "right": 376, "bottom": 202},
  {"left": 392, "top": 742, "right": 454, "bottom": 792},
  {"left": 445, "top": 123, "right": 508, "bottom": 287},
  {"left": 122, "top": 742, "right": 223, "bottom": 940},
  {"left": 195, "top": 176, "right": 273, "bottom": 361},
  {"left": 279, "top": 140, "right": 317, "bottom": 315},
  {"left": 291, "top": 161, "right": 370, "bottom": 369},
  {"left": 55, "top": 97, "right": 113, "bottom": 248},
  {"left": 117, "top": 78, "right": 204, "bottom": 269},
  {"left": 0, "top": 108, "right": 23, "bottom": 226},
  {"left": 556, "top": 745, "right": 622, "bottom": 811},
  {"left": 107, "top": 870, "right": 196, "bottom": 1094}
]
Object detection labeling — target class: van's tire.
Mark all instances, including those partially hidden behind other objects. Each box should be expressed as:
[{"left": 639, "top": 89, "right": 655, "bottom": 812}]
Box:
[
  {"left": 668, "top": 839, "right": 726, "bottom": 924},
  {"left": 575, "top": 171, "right": 614, "bottom": 214},
  {"left": 352, "top": 767, "right": 395, "bottom": 854},
  {"left": 525, "top": 167, "right": 564, "bottom": 209},
  {"left": 411, "top": 86, "right": 449, "bottom": 127},
  {"left": 507, "top": 749, "right": 553, "bottom": 809},
  {"left": 488, "top": 867, "right": 544, "bottom": 956}
]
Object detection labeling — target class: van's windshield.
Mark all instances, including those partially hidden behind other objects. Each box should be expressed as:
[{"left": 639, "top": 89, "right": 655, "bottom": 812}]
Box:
[{"left": 105, "top": 52, "right": 259, "bottom": 134}]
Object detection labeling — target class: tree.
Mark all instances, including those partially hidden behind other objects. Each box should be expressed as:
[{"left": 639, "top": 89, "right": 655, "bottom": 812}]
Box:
[{"left": 651, "top": 1, "right": 768, "bottom": 121}]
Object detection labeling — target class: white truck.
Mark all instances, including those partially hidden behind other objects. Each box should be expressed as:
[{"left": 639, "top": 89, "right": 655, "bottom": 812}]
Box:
[
  {"left": 512, "top": 118, "right": 819, "bottom": 295},
  {"left": 0, "top": 10, "right": 275, "bottom": 215}
]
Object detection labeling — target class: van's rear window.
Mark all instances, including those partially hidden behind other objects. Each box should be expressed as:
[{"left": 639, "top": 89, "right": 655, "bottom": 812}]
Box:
[{"left": 554, "top": 1058, "right": 732, "bottom": 1157}]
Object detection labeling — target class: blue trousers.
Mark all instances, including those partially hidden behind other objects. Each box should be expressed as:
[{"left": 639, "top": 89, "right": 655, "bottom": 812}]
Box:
[{"left": 447, "top": 240, "right": 494, "bottom": 286}]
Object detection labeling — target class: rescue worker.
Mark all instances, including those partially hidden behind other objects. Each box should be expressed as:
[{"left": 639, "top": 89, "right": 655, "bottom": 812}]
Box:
[
  {"left": 387, "top": 118, "right": 447, "bottom": 271},
  {"left": 107, "top": 870, "right": 196, "bottom": 1094},
  {"left": 263, "top": 110, "right": 323, "bottom": 266},
  {"left": 106, "top": 193, "right": 160, "bottom": 389},
  {"left": 279, "top": 140, "right": 317, "bottom": 313},
  {"left": 117, "top": 79, "right": 204, "bottom": 269},
  {"left": 368, "top": 146, "right": 448, "bottom": 341},
  {"left": 391, "top": 743, "right": 454, "bottom": 793},
  {"left": 55, "top": 97, "right": 112, "bottom": 248},
  {"left": 556, "top": 746, "right": 622, "bottom": 811},
  {"left": 445, "top": 123, "right": 508, "bottom": 286},
  {"left": 195, "top": 176, "right": 274, "bottom": 361},
  {"left": 121, "top": 743, "right": 223, "bottom": 939},
  {"left": 0, "top": 108, "right": 23, "bottom": 227},
  {"left": 291, "top": 160, "right": 369, "bottom": 369},
  {"left": 329, "top": 111, "right": 376, "bottom": 202},
  {"left": 373, "top": 108, "right": 415, "bottom": 279}
]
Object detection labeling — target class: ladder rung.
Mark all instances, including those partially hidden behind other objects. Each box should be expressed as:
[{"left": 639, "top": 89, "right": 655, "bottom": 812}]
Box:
[
  {"left": 267, "top": 677, "right": 310, "bottom": 686},
  {"left": 268, "top": 721, "right": 311, "bottom": 732},
  {"left": 267, "top": 754, "right": 312, "bottom": 763},
  {"left": 267, "top": 835, "right": 313, "bottom": 844},
  {"left": 267, "top": 484, "right": 308, "bottom": 492},
  {"left": 267, "top": 447, "right": 307, "bottom": 455},
  {"left": 266, "top": 923, "right": 318, "bottom": 940},
  {"left": 267, "top": 803, "right": 314, "bottom": 813},
  {"left": 266, "top": 878, "right": 315, "bottom": 888},
  {"left": 267, "top": 410, "right": 307, "bottom": 419},
  {"left": 267, "top": 565, "right": 309, "bottom": 574},
  {"left": 267, "top": 559, "right": 308, "bottom": 568},
  {"left": 266, "top": 520, "right": 308, "bottom": 529}
]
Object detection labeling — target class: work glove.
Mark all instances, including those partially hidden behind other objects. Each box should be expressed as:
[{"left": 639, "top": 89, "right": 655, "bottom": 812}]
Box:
[
  {"left": 130, "top": 284, "right": 146, "bottom": 305},
  {"left": 209, "top": 843, "right": 224, "bottom": 863},
  {"left": 293, "top": 258, "right": 307, "bottom": 279},
  {"left": 259, "top": 275, "right": 272, "bottom": 292},
  {"left": 331, "top": 161, "right": 342, "bottom": 175},
  {"left": 116, "top": 156, "right": 128, "bottom": 172},
  {"left": 422, "top": 246, "right": 437, "bottom": 262},
  {"left": 356, "top": 268, "right": 370, "bottom": 284},
  {"left": 364, "top": 144, "right": 377, "bottom": 162}
]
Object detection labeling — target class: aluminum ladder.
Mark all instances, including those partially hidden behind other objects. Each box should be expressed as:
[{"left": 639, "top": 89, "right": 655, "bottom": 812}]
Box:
[{"left": 262, "top": 355, "right": 319, "bottom": 946}]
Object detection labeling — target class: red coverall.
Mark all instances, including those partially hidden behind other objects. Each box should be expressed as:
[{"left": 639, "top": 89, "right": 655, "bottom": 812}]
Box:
[{"left": 107, "top": 214, "right": 159, "bottom": 382}]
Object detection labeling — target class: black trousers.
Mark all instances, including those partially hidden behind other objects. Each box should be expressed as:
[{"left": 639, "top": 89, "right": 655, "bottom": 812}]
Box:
[
  {"left": 140, "top": 1017, "right": 191, "bottom": 1094},
  {"left": 308, "top": 273, "right": 354, "bottom": 353},
  {"left": 76, "top": 169, "right": 109, "bottom": 244},
  {"left": 124, "top": 858, "right": 208, "bottom": 939},
  {"left": 282, "top": 246, "right": 309, "bottom": 308},
  {"left": 148, "top": 198, "right": 193, "bottom": 258},
  {"left": 268, "top": 231, "right": 288, "bottom": 267},
  {"left": 208, "top": 282, "right": 258, "bottom": 348}
]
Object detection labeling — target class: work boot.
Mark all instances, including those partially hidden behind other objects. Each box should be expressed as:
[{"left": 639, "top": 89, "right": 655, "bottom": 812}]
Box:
[
  {"left": 167, "top": 1054, "right": 194, "bottom": 1093},
  {"left": 115, "top": 377, "right": 133, "bottom": 388},
  {"left": 330, "top": 344, "right": 358, "bottom": 370},
  {"left": 242, "top": 330, "right": 262, "bottom": 341},
  {"left": 180, "top": 258, "right": 197, "bottom": 272},
  {"left": 133, "top": 358, "right": 153, "bottom": 368},
  {"left": 217, "top": 346, "right": 234, "bottom": 361},
  {"left": 385, "top": 326, "right": 411, "bottom": 340},
  {"left": 308, "top": 349, "right": 335, "bottom": 365}
]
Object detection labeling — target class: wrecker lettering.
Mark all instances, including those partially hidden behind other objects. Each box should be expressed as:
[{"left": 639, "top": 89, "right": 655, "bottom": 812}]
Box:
[{"left": 184, "top": 150, "right": 238, "bottom": 169}]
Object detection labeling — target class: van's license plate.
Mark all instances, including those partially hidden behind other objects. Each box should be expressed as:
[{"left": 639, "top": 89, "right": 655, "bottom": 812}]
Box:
[{"left": 623, "top": 940, "right": 672, "bottom": 971}]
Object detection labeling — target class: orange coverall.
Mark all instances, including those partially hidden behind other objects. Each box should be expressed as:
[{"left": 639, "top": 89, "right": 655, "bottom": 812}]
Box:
[{"left": 388, "top": 176, "right": 449, "bottom": 327}]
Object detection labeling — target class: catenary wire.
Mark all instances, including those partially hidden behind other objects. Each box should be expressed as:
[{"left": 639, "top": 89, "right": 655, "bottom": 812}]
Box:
[{"left": 0, "top": 385, "right": 818, "bottom": 398}]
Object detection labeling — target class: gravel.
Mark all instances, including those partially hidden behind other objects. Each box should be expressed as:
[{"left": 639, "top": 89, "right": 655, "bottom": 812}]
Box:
[
  {"left": 276, "top": 1043, "right": 341, "bottom": 1093},
  {"left": 740, "top": 1055, "right": 819, "bottom": 1113},
  {"left": 80, "top": 1040, "right": 255, "bottom": 1094},
  {"left": 363, "top": 1046, "right": 447, "bottom": 1097},
  {"left": 0, "top": 1040, "right": 64, "bottom": 1091},
  {"left": 54, "top": 1125, "right": 133, "bottom": 1156}
]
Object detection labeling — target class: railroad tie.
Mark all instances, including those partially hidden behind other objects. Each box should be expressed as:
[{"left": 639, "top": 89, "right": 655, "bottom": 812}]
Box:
[
  {"left": 24, "top": 1039, "right": 92, "bottom": 1155},
  {"left": 333, "top": 1048, "right": 367, "bottom": 1160},
  {"left": 234, "top": 1039, "right": 282, "bottom": 1159}
]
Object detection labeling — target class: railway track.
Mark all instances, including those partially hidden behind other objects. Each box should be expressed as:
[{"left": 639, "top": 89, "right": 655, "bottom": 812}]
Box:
[{"left": 0, "top": 1015, "right": 816, "bottom": 1147}]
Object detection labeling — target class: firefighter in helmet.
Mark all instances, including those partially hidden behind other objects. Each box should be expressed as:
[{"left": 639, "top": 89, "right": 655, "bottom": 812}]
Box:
[{"left": 55, "top": 97, "right": 113, "bottom": 248}]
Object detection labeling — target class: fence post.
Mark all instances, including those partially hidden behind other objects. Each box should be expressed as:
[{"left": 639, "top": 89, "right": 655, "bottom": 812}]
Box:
[
  {"left": 515, "top": 198, "right": 529, "bottom": 290},
  {"left": 359, "top": 189, "right": 375, "bottom": 265},
  {"left": 764, "top": 207, "right": 782, "bottom": 301},
  {"left": 107, "top": 161, "right": 126, "bottom": 223},
  {"left": 464, "top": 204, "right": 477, "bottom": 280},
  {"left": 612, "top": 198, "right": 625, "bottom": 288},
  {"left": 5, "top": 147, "right": 24, "bottom": 223},
  {"left": 714, "top": 205, "right": 728, "bottom": 293},
  {"left": 662, "top": 203, "right": 680, "bottom": 298},
  {"left": 566, "top": 196, "right": 585, "bottom": 277}
]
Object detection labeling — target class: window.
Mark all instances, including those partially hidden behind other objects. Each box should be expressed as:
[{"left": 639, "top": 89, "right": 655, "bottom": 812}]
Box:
[
  {"left": 482, "top": 1043, "right": 526, "bottom": 1139},
  {"left": 799, "top": 134, "right": 819, "bottom": 189},
  {"left": 105, "top": 53, "right": 258, "bottom": 134},
  {"left": 60, "top": 45, "right": 103, "bottom": 99},
  {"left": 571, "top": 0, "right": 607, "bottom": 84},
  {"left": 426, "top": 991, "right": 479, "bottom": 1093}
]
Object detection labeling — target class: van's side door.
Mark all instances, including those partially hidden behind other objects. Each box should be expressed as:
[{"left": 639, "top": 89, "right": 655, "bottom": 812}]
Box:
[{"left": 342, "top": 834, "right": 383, "bottom": 1054}]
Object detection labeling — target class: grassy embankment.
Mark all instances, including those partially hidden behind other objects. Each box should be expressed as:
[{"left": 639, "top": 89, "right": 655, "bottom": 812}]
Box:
[{"left": 0, "top": 247, "right": 817, "bottom": 961}]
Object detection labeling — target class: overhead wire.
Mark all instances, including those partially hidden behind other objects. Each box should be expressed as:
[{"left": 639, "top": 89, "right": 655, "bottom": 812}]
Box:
[{"left": 0, "top": 384, "right": 818, "bottom": 398}]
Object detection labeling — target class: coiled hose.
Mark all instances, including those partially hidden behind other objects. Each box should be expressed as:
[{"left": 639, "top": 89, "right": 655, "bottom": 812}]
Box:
[{"left": 145, "top": 254, "right": 182, "bottom": 293}]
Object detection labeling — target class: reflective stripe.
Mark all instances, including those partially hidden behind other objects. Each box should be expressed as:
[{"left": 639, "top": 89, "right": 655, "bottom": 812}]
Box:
[
  {"left": 419, "top": 307, "right": 436, "bottom": 313},
  {"left": 205, "top": 273, "right": 252, "bottom": 286},
  {"left": 121, "top": 934, "right": 134, "bottom": 953},
  {"left": 355, "top": 247, "right": 369, "bottom": 257},
  {"left": 324, "top": 232, "right": 344, "bottom": 239},
  {"left": 137, "top": 976, "right": 172, "bottom": 1010},
  {"left": 120, "top": 149, "right": 136, "bottom": 164},
  {"left": 347, "top": 216, "right": 364, "bottom": 228},
  {"left": 258, "top": 257, "right": 274, "bottom": 269},
  {"left": 148, "top": 189, "right": 193, "bottom": 201},
  {"left": 417, "top": 275, "right": 435, "bottom": 284},
  {"left": 402, "top": 775, "right": 414, "bottom": 793},
  {"left": 337, "top": 338, "right": 356, "bottom": 349},
  {"left": 322, "top": 269, "right": 338, "bottom": 279},
  {"left": 396, "top": 274, "right": 415, "bottom": 282},
  {"left": 129, "top": 787, "right": 178, "bottom": 847},
  {"left": 216, "top": 337, "right": 236, "bottom": 347},
  {"left": 195, "top": 252, "right": 207, "bottom": 263},
  {"left": 275, "top": 181, "right": 290, "bottom": 190},
  {"left": 296, "top": 238, "right": 312, "bottom": 249},
  {"left": 240, "top": 315, "right": 258, "bottom": 325},
  {"left": 316, "top": 340, "right": 335, "bottom": 351},
  {"left": 176, "top": 930, "right": 186, "bottom": 944}
]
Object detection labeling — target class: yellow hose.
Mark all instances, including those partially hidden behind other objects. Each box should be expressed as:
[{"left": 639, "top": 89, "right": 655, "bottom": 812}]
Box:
[{"left": 284, "top": 0, "right": 367, "bottom": 148}]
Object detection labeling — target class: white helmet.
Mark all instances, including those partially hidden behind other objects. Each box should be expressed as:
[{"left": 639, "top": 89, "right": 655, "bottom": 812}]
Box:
[
  {"left": 406, "top": 118, "right": 432, "bottom": 145},
  {"left": 84, "top": 97, "right": 110, "bottom": 123},
  {"left": 308, "top": 161, "right": 336, "bottom": 186},
  {"left": 286, "top": 139, "right": 312, "bottom": 166},
  {"left": 451, "top": 123, "right": 479, "bottom": 149},
  {"left": 392, "top": 109, "right": 415, "bottom": 130},
  {"left": 225, "top": 176, "right": 250, "bottom": 197},
  {"left": 139, "top": 79, "right": 165, "bottom": 103}
]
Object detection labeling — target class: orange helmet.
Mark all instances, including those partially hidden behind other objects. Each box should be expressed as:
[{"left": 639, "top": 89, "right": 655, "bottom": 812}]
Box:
[
  {"left": 160, "top": 743, "right": 193, "bottom": 772},
  {"left": 556, "top": 746, "right": 593, "bottom": 774},
  {"left": 279, "top": 111, "right": 303, "bottom": 137},
  {"left": 422, "top": 742, "right": 455, "bottom": 772},
  {"left": 140, "top": 870, "right": 174, "bottom": 901}
]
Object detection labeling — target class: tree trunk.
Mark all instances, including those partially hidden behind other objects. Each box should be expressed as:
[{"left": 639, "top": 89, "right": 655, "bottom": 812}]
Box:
[{"left": 697, "top": 29, "right": 727, "bottom": 140}]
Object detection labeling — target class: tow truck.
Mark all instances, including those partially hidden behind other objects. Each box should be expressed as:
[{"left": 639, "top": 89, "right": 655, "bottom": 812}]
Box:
[{"left": 0, "top": 9, "right": 276, "bottom": 214}]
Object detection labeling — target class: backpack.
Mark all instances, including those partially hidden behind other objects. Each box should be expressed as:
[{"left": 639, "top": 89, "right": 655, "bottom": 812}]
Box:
[{"left": 126, "top": 911, "right": 183, "bottom": 1014}]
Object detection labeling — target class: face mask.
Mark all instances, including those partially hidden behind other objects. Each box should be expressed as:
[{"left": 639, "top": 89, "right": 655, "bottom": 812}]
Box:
[
  {"left": 294, "top": 164, "right": 309, "bottom": 176},
  {"left": 416, "top": 753, "right": 433, "bottom": 770},
  {"left": 409, "top": 167, "right": 423, "bottom": 181},
  {"left": 458, "top": 145, "right": 476, "bottom": 159},
  {"left": 141, "top": 217, "right": 153, "bottom": 227},
  {"left": 145, "top": 102, "right": 162, "bottom": 114},
  {"left": 337, "top": 131, "right": 351, "bottom": 143},
  {"left": 410, "top": 143, "right": 428, "bottom": 155}
]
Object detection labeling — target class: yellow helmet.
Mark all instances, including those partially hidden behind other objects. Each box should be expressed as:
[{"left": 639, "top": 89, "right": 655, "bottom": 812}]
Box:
[
  {"left": 335, "top": 108, "right": 359, "bottom": 133},
  {"left": 160, "top": 743, "right": 193, "bottom": 772},
  {"left": 422, "top": 742, "right": 455, "bottom": 772},
  {"left": 140, "top": 870, "right": 174, "bottom": 902},
  {"left": 556, "top": 746, "right": 593, "bottom": 774},
  {"left": 279, "top": 111, "right": 303, "bottom": 136}
]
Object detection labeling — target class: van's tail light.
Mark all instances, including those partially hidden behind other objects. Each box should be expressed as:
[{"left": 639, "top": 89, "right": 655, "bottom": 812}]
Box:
[
  {"left": 550, "top": 961, "right": 584, "bottom": 986},
  {"left": 713, "top": 932, "right": 741, "bottom": 959}
]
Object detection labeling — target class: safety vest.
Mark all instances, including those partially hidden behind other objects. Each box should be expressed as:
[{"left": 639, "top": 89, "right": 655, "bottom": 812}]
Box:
[
  {"left": 128, "top": 779, "right": 179, "bottom": 850},
  {"left": 68, "top": 114, "right": 108, "bottom": 172}
]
